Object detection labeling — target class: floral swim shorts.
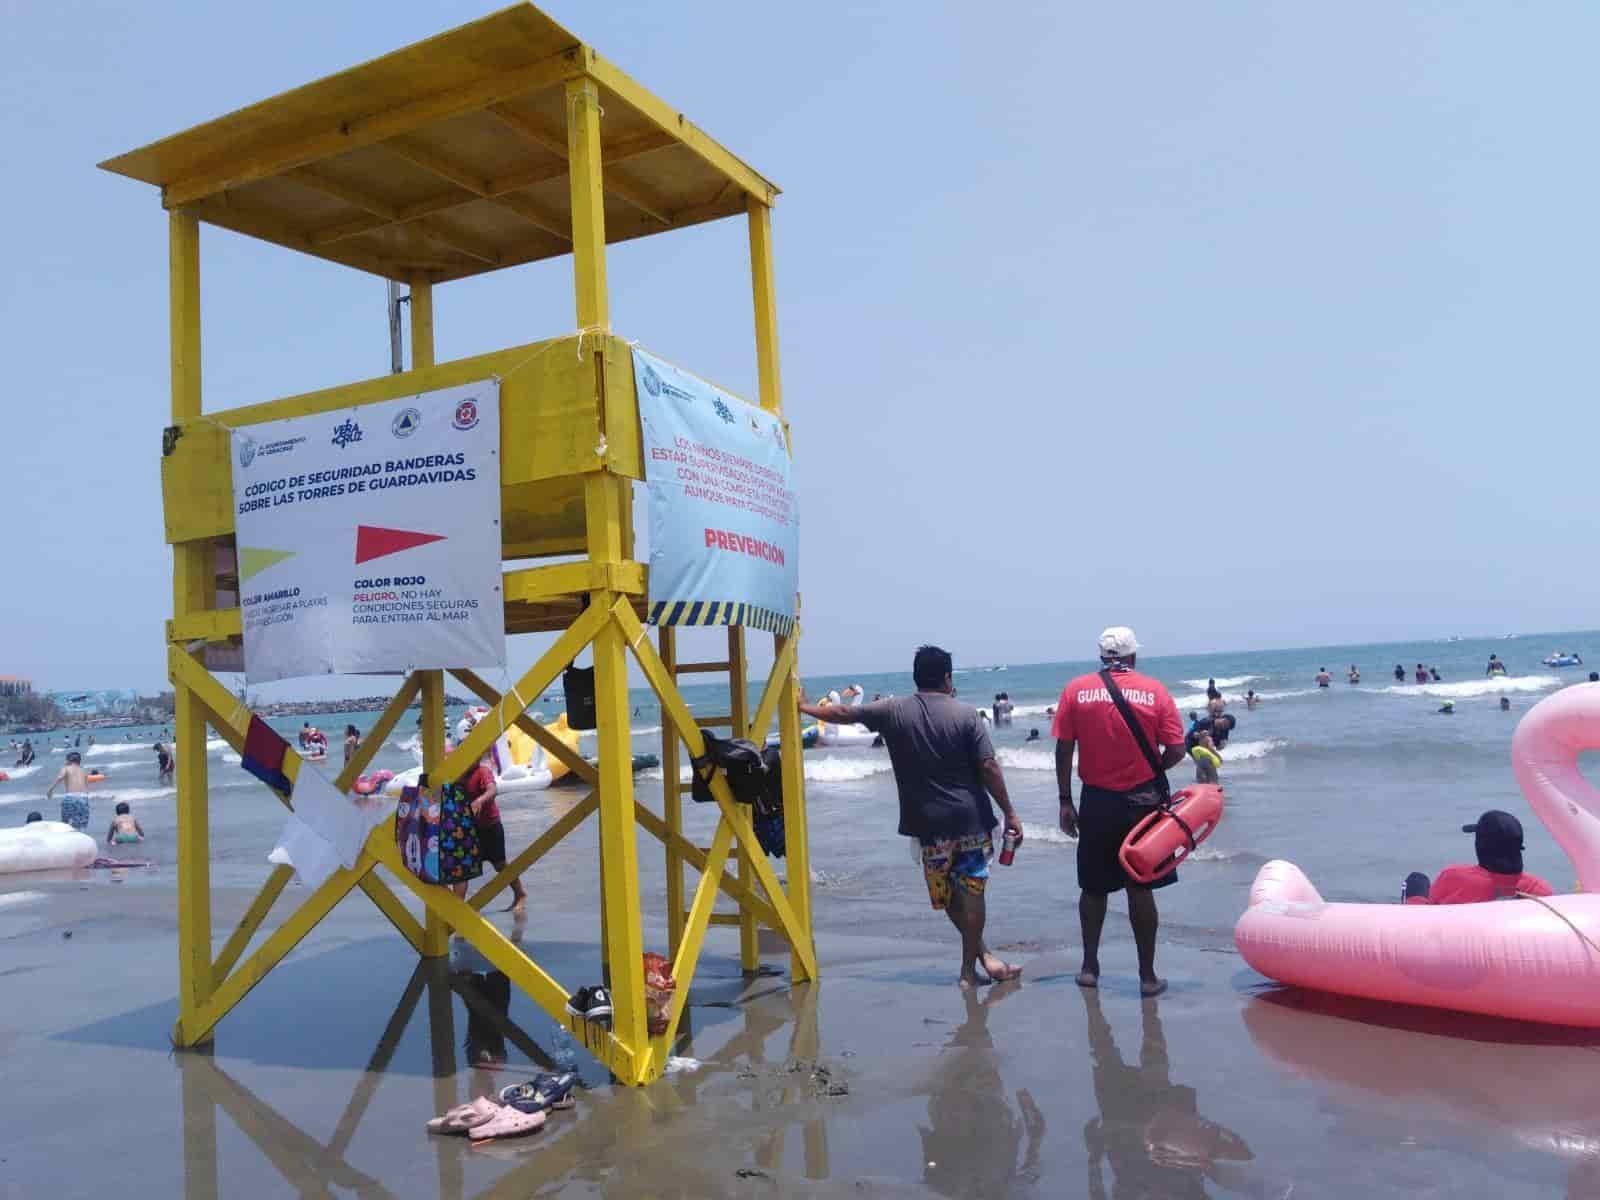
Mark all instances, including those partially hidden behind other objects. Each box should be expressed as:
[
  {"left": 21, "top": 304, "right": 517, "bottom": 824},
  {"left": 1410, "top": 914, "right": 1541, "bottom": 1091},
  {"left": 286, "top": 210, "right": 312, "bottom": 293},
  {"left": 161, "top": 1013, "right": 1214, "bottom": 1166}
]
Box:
[
  {"left": 59, "top": 793, "right": 91, "bottom": 832},
  {"left": 920, "top": 832, "right": 993, "bottom": 910}
]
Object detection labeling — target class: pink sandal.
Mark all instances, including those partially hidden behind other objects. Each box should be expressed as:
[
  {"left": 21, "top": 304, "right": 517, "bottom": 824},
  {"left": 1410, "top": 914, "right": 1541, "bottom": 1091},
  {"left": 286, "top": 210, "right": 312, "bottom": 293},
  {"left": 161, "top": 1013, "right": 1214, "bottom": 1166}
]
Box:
[
  {"left": 469, "top": 1106, "right": 546, "bottom": 1143},
  {"left": 427, "top": 1096, "right": 500, "bottom": 1134}
]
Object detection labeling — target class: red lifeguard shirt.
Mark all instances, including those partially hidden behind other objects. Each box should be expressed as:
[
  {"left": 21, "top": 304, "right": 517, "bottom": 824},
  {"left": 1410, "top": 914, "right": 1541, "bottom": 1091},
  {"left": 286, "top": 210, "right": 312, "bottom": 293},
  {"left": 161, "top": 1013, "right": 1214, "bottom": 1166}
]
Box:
[
  {"left": 1051, "top": 668, "right": 1183, "bottom": 793},
  {"left": 1407, "top": 864, "right": 1554, "bottom": 905}
]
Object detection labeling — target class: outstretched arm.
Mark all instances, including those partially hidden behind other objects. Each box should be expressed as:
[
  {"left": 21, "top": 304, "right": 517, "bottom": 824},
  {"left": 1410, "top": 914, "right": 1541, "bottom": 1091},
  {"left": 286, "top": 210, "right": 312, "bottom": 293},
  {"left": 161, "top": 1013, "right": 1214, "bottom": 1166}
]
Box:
[{"left": 799, "top": 700, "right": 865, "bottom": 726}]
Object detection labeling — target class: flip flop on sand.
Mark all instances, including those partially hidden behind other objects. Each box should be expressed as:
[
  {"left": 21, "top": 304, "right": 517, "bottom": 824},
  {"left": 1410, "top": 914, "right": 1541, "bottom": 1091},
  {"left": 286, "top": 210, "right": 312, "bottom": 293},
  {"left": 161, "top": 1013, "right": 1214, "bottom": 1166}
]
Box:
[
  {"left": 499, "top": 1071, "right": 578, "bottom": 1114},
  {"left": 427, "top": 1096, "right": 500, "bottom": 1134},
  {"left": 468, "top": 1106, "right": 546, "bottom": 1143}
]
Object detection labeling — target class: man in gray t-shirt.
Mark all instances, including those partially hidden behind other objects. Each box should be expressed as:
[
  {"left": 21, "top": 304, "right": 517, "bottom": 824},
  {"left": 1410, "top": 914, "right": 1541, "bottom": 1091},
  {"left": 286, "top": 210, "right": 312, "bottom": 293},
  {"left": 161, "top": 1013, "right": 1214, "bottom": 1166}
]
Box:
[{"left": 801, "top": 645, "right": 1023, "bottom": 988}]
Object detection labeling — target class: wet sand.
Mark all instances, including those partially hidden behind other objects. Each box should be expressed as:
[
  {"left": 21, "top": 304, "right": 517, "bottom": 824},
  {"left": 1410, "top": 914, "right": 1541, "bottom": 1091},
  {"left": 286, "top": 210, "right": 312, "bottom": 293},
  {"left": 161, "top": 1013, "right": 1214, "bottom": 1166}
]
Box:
[{"left": 2, "top": 874, "right": 1596, "bottom": 1199}]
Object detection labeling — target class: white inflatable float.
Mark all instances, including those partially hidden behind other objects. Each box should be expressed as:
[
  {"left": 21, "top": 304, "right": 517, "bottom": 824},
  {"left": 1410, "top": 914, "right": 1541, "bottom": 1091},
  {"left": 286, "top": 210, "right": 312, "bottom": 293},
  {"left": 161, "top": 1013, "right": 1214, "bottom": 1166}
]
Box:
[
  {"left": 0, "top": 821, "right": 97, "bottom": 874},
  {"left": 815, "top": 722, "right": 877, "bottom": 747},
  {"left": 380, "top": 708, "right": 580, "bottom": 797}
]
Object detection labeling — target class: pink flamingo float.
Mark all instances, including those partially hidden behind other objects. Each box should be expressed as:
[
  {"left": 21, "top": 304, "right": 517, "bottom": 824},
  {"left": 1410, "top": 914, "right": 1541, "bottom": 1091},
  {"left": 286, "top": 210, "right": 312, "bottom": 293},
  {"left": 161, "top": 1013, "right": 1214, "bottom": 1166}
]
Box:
[{"left": 1236, "top": 684, "right": 1600, "bottom": 1027}]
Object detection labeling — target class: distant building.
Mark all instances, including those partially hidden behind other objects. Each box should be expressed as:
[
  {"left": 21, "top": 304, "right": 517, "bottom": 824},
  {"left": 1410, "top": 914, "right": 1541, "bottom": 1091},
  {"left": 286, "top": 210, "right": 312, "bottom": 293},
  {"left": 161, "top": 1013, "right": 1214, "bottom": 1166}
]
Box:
[{"left": 0, "top": 676, "right": 31, "bottom": 697}]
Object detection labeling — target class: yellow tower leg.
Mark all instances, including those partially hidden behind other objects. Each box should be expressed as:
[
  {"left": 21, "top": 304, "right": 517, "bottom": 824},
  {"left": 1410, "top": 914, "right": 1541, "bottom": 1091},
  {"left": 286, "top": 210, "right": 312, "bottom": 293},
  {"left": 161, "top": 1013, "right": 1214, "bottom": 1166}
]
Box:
[
  {"left": 728, "top": 625, "right": 760, "bottom": 972},
  {"left": 659, "top": 626, "right": 686, "bottom": 956},
  {"left": 170, "top": 210, "right": 215, "bottom": 1044}
]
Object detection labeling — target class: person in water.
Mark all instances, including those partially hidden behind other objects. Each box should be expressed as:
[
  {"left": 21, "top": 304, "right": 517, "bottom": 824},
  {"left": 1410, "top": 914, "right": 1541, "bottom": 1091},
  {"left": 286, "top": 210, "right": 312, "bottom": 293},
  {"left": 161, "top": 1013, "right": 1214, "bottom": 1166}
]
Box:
[
  {"left": 1393, "top": 664, "right": 1406, "bottom": 682},
  {"left": 1430, "top": 666, "right": 1442, "bottom": 681},
  {"left": 1055, "top": 627, "right": 1186, "bottom": 997},
  {"left": 1414, "top": 664, "right": 1430, "bottom": 685},
  {"left": 24, "top": 811, "right": 43, "bottom": 824},
  {"left": 1500, "top": 696, "right": 1512, "bottom": 711},
  {"left": 46, "top": 751, "right": 92, "bottom": 831},
  {"left": 1245, "top": 690, "right": 1260, "bottom": 710},
  {"left": 1190, "top": 729, "right": 1221, "bottom": 784},
  {"left": 1186, "top": 712, "right": 1236, "bottom": 752},
  {"left": 1025, "top": 728, "right": 1041, "bottom": 743},
  {"left": 1347, "top": 664, "right": 1361, "bottom": 684},
  {"left": 1486, "top": 655, "right": 1507, "bottom": 677},
  {"left": 154, "top": 741, "right": 174, "bottom": 783},
  {"left": 1315, "top": 668, "right": 1331, "bottom": 688},
  {"left": 106, "top": 801, "right": 145, "bottom": 845},
  {"left": 343, "top": 724, "right": 360, "bottom": 767},
  {"left": 1403, "top": 810, "right": 1553, "bottom": 904},
  {"left": 802, "top": 645, "right": 1022, "bottom": 988}
]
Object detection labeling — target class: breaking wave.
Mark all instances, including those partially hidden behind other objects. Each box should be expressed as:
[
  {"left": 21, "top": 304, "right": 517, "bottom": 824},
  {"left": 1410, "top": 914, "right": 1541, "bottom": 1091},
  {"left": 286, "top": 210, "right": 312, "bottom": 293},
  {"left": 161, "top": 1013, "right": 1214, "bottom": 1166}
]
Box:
[
  {"left": 1379, "top": 675, "right": 1561, "bottom": 700},
  {"left": 1181, "top": 675, "right": 1259, "bottom": 689}
]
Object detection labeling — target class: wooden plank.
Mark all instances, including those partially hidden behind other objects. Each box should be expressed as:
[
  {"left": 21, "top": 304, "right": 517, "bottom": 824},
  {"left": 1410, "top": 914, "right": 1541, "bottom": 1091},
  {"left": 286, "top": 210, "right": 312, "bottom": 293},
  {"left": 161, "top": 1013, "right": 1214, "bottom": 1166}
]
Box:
[
  {"left": 583, "top": 51, "right": 778, "bottom": 205},
  {"left": 434, "top": 602, "right": 610, "bottom": 782},
  {"left": 747, "top": 198, "right": 784, "bottom": 415},
  {"left": 613, "top": 599, "right": 817, "bottom": 980},
  {"left": 186, "top": 862, "right": 373, "bottom": 1044},
  {"left": 167, "top": 606, "right": 242, "bottom": 645},
  {"left": 209, "top": 866, "right": 292, "bottom": 989},
  {"left": 409, "top": 277, "right": 434, "bottom": 368},
  {"left": 468, "top": 790, "right": 598, "bottom": 912},
  {"left": 170, "top": 209, "right": 212, "bottom": 1046},
  {"left": 488, "top": 102, "right": 672, "bottom": 225},
  {"left": 566, "top": 77, "right": 609, "bottom": 330},
  {"left": 152, "top": 49, "right": 585, "bottom": 208},
  {"left": 449, "top": 667, "right": 597, "bottom": 787},
  {"left": 775, "top": 629, "right": 813, "bottom": 982}
]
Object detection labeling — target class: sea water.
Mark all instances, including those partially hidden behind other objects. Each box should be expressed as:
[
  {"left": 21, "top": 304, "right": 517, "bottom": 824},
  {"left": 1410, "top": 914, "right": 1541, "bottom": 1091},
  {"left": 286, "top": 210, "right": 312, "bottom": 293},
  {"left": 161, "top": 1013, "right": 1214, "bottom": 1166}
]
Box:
[{"left": 6, "top": 632, "right": 1593, "bottom": 964}]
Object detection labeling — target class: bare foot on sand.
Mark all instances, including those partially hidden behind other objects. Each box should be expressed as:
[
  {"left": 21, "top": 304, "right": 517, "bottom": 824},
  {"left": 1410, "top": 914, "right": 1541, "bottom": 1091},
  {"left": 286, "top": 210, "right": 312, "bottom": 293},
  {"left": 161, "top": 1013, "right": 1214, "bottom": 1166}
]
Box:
[
  {"left": 982, "top": 953, "right": 1022, "bottom": 983},
  {"left": 505, "top": 898, "right": 527, "bottom": 914},
  {"left": 1140, "top": 977, "right": 1168, "bottom": 997},
  {"left": 1075, "top": 970, "right": 1099, "bottom": 989},
  {"left": 958, "top": 971, "right": 984, "bottom": 990}
]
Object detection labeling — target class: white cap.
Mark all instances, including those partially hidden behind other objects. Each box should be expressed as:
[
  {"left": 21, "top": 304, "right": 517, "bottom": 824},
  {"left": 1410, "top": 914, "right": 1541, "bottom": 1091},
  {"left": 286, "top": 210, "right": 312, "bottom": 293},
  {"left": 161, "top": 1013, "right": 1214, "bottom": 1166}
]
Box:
[{"left": 1099, "top": 626, "right": 1140, "bottom": 658}]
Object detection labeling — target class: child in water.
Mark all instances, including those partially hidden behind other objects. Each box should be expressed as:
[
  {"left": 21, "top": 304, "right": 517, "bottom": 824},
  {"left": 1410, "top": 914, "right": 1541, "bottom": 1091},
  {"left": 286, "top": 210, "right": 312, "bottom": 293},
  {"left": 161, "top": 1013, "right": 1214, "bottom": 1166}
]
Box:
[
  {"left": 106, "top": 801, "right": 145, "bottom": 846},
  {"left": 1190, "top": 730, "right": 1222, "bottom": 784}
]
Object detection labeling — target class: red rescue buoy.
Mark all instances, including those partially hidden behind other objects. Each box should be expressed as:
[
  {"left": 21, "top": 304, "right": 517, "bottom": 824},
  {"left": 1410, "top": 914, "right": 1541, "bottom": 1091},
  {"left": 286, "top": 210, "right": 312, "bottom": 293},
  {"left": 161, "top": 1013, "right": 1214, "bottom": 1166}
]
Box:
[{"left": 1119, "top": 784, "right": 1225, "bottom": 885}]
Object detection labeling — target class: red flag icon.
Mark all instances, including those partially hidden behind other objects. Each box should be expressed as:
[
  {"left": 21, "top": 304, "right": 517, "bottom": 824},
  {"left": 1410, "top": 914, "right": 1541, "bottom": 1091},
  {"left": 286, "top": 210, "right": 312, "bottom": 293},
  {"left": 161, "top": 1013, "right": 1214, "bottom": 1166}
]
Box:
[{"left": 355, "top": 524, "right": 446, "bottom": 565}]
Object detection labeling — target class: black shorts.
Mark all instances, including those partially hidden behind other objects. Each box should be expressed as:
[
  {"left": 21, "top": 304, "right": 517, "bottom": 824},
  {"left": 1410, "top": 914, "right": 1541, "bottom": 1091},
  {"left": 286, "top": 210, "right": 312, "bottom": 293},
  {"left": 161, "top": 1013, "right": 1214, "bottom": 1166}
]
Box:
[
  {"left": 1077, "top": 784, "right": 1178, "bottom": 895},
  {"left": 476, "top": 819, "right": 507, "bottom": 867}
]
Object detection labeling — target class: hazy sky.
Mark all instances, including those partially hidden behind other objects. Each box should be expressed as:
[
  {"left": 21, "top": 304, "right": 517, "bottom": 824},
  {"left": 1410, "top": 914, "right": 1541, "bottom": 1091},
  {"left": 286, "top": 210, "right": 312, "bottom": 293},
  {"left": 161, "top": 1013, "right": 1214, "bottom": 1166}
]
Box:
[{"left": 4, "top": 1, "right": 1597, "bottom": 696}]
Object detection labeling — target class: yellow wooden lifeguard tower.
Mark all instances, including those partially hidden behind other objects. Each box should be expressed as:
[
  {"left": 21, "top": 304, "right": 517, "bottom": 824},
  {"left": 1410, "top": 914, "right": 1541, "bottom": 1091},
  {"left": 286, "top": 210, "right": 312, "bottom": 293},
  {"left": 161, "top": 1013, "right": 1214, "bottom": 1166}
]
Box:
[{"left": 101, "top": 4, "right": 813, "bottom": 1087}]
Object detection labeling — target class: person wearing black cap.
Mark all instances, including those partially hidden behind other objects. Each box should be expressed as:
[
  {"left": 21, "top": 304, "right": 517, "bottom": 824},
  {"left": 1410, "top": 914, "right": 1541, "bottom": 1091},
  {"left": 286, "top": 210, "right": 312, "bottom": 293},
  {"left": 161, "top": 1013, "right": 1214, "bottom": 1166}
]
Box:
[{"left": 1402, "top": 810, "right": 1555, "bottom": 904}]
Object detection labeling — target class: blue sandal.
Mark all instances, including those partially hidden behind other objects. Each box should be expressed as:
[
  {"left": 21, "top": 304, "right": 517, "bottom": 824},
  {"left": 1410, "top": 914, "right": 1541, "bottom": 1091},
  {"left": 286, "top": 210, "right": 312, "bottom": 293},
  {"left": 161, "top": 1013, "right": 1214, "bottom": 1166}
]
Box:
[{"left": 499, "top": 1071, "right": 578, "bottom": 1114}]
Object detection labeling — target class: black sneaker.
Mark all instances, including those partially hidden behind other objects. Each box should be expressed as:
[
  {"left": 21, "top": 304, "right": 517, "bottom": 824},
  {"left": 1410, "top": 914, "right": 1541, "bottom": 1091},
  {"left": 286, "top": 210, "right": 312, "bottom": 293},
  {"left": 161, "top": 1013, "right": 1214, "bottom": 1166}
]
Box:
[{"left": 565, "top": 985, "right": 612, "bottom": 1021}]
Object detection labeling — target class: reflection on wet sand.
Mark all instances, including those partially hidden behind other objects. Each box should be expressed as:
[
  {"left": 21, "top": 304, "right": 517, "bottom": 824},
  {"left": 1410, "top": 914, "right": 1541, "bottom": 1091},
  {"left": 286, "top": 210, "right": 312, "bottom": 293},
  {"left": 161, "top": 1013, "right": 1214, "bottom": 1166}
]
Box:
[
  {"left": 1081, "top": 989, "right": 1260, "bottom": 1199},
  {"left": 1244, "top": 989, "right": 1600, "bottom": 1197},
  {"left": 176, "top": 948, "right": 832, "bottom": 1199},
  {"left": 919, "top": 980, "right": 1045, "bottom": 1196}
]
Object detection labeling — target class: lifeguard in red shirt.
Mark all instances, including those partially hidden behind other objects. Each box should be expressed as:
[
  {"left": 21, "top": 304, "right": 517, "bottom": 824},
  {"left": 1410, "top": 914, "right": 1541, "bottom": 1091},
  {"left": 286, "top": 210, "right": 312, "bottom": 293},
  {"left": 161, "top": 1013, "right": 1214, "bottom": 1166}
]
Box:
[
  {"left": 1054, "top": 626, "right": 1187, "bottom": 997},
  {"left": 1402, "top": 810, "right": 1554, "bottom": 905}
]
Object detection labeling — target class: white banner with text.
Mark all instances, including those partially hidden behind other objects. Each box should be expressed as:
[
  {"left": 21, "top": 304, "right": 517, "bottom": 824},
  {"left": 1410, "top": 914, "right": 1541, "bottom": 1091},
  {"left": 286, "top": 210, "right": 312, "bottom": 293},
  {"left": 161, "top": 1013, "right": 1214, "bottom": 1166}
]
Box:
[{"left": 230, "top": 381, "right": 505, "bottom": 683}]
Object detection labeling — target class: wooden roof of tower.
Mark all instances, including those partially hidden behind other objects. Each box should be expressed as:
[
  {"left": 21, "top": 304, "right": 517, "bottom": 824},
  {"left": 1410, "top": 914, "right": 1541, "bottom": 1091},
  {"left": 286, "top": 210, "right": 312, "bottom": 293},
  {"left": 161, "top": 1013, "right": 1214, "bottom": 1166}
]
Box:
[{"left": 99, "top": 4, "right": 779, "bottom": 283}]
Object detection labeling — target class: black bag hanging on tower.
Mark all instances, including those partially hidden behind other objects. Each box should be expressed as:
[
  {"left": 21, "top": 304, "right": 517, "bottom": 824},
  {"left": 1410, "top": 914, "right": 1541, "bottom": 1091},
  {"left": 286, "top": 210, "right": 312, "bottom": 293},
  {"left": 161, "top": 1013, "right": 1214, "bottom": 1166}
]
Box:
[
  {"left": 689, "top": 731, "right": 768, "bottom": 806},
  {"left": 753, "top": 744, "right": 787, "bottom": 857},
  {"left": 563, "top": 665, "right": 596, "bottom": 731}
]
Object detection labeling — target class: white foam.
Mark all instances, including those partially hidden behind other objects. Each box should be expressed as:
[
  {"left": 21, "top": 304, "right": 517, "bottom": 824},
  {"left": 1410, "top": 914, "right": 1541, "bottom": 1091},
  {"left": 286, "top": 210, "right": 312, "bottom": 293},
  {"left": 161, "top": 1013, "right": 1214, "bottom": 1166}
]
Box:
[
  {"left": 803, "top": 757, "right": 893, "bottom": 784},
  {"left": 96, "top": 786, "right": 177, "bottom": 805},
  {"left": 2, "top": 764, "right": 42, "bottom": 779},
  {"left": 996, "top": 747, "right": 1055, "bottom": 772},
  {"left": 0, "top": 891, "right": 48, "bottom": 910},
  {"left": 1181, "top": 675, "right": 1259, "bottom": 689},
  {"left": 1253, "top": 688, "right": 1322, "bottom": 701},
  {"left": 221, "top": 753, "right": 241, "bottom": 765},
  {"left": 1379, "top": 675, "right": 1561, "bottom": 700},
  {"left": 84, "top": 743, "right": 155, "bottom": 759},
  {"left": 1019, "top": 822, "right": 1077, "bottom": 847},
  {"left": 1216, "top": 738, "right": 1284, "bottom": 762},
  {"left": 1009, "top": 703, "right": 1055, "bottom": 719},
  {"left": 1174, "top": 691, "right": 1246, "bottom": 709}
]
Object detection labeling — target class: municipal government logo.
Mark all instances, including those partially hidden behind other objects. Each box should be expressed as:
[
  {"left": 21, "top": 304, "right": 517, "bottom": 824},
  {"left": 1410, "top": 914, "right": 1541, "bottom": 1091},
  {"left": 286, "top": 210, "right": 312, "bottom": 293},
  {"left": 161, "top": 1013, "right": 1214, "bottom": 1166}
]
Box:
[
  {"left": 641, "top": 363, "right": 662, "bottom": 397},
  {"left": 237, "top": 434, "right": 257, "bottom": 468},
  {"left": 452, "top": 398, "right": 480, "bottom": 431},
  {"left": 392, "top": 407, "right": 421, "bottom": 438},
  {"left": 712, "top": 398, "right": 735, "bottom": 425},
  {"left": 331, "top": 418, "right": 364, "bottom": 449}
]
